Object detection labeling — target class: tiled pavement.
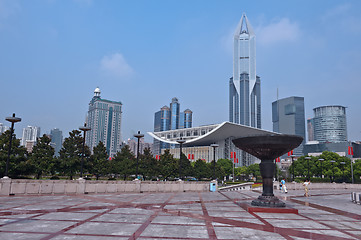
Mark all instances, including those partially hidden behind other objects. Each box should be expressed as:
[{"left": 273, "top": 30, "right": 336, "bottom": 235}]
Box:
[{"left": 0, "top": 188, "right": 360, "bottom": 239}]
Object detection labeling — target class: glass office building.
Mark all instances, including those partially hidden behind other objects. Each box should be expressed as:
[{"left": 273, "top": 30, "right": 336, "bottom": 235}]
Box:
[
  {"left": 86, "top": 87, "right": 122, "bottom": 156},
  {"left": 153, "top": 98, "right": 192, "bottom": 156},
  {"left": 312, "top": 105, "right": 347, "bottom": 143},
  {"left": 50, "top": 128, "right": 63, "bottom": 157},
  {"left": 272, "top": 96, "right": 306, "bottom": 156},
  {"left": 229, "top": 13, "right": 261, "bottom": 166}
]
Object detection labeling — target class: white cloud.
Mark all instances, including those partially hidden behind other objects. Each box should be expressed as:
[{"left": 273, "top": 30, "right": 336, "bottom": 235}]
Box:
[
  {"left": 321, "top": 3, "right": 351, "bottom": 21},
  {"left": 100, "top": 53, "right": 134, "bottom": 79},
  {"left": 256, "top": 18, "right": 301, "bottom": 46}
]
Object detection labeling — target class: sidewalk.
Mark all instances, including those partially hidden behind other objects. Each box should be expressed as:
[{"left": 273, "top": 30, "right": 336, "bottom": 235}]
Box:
[{"left": 0, "top": 189, "right": 360, "bottom": 239}]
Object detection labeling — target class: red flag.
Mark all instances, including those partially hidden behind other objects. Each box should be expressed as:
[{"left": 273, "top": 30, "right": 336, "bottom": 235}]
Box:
[
  {"left": 275, "top": 157, "right": 280, "bottom": 162},
  {"left": 234, "top": 158, "right": 236, "bottom": 163},
  {"left": 234, "top": 152, "right": 236, "bottom": 158},
  {"left": 109, "top": 157, "right": 112, "bottom": 161},
  {"left": 236, "top": 158, "right": 239, "bottom": 163},
  {"left": 192, "top": 154, "right": 194, "bottom": 160},
  {"left": 348, "top": 146, "right": 354, "bottom": 156},
  {"left": 188, "top": 154, "right": 190, "bottom": 159},
  {"left": 287, "top": 152, "right": 290, "bottom": 156},
  {"left": 230, "top": 152, "right": 233, "bottom": 158}
]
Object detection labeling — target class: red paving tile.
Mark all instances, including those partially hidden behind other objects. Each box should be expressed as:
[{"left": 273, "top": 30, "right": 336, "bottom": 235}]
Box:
[{"left": 0, "top": 189, "right": 359, "bottom": 239}]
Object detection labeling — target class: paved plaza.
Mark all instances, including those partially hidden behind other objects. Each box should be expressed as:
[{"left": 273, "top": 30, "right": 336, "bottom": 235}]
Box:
[{"left": 0, "top": 188, "right": 360, "bottom": 239}]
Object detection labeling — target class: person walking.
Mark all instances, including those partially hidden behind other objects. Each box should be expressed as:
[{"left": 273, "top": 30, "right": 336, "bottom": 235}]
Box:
[
  {"left": 281, "top": 178, "right": 287, "bottom": 193},
  {"left": 303, "top": 179, "right": 310, "bottom": 197}
]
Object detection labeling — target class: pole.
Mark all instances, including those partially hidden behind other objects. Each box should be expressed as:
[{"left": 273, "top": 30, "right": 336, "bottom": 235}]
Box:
[
  {"left": 330, "top": 160, "right": 335, "bottom": 182},
  {"left": 210, "top": 144, "right": 218, "bottom": 180},
  {"left": 291, "top": 155, "right": 295, "bottom": 181},
  {"left": 351, "top": 158, "right": 354, "bottom": 184},
  {"left": 5, "top": 113, "right": 21, "bottom": 178},
  {"left": 177, "top": 139, "right": 186, "bottom": 180},
  {"left": 134, "top": 131, "right": 144, "bottom": 180},
  {"left": 80, "top": 134, "right": 86, "bottom": 178},
  {"left": 79, "top": 123, "right": 91, "bottom": 179},
  {"left": 6, "top": 121, "right": 15, "bottom": 177}
]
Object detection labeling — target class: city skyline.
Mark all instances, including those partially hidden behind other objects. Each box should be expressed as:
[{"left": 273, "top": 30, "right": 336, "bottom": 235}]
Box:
[{"left": 1, "top": 0, "right": 361, "bottom": 143}]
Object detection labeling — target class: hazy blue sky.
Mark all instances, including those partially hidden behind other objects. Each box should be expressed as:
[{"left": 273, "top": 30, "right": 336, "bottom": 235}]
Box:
[{"left": 1, "top": 0, "right": 361, "bottom": 143}]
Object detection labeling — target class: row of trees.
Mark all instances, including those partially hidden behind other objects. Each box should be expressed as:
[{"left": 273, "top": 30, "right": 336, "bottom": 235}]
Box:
[
  {"left": 289, "top": 152, "right": 361, "bottom": 183},
  {"left": 0, "top": 130, "right": 249, "bottom": 180},
  {"left": 1, "top": 130, "right": 360, "bottom": 183}
]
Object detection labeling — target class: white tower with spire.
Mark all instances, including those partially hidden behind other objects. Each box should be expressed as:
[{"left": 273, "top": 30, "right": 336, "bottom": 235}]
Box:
[{"left": 229, "top": 13, "right": 261, "bottom": 166}]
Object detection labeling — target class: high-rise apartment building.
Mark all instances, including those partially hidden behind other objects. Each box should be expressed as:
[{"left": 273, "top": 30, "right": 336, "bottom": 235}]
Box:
[
  {"left": 50, "top": 128, "right": 63, "bottom": 157},
  {"left": 86, "top": 87, "right": 122, "bottom": 156},
  {"left": 128, "top": 137, "right": 153, "bottom": 156},
  {"left": 153, "top": 98, "right": 192, "bottom": 156},
  {"left": 21, "top": 126, "right": 41, "bottom": 146},
  {"left": 310, "top": 105, "right": 347, "bottom": 143},
  {"left": 229, "top": 13, "right": 261, "bottom": 166},
  {"left": 272, "top": 96, "right": 306, "bottom": 156},
  {"left": 21, "top": 126, "right": 41, "bottom": 153}
]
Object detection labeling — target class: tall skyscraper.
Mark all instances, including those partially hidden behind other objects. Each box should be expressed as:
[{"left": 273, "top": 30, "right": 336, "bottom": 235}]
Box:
[
  {"left": 50, "top": 128, "right": 63, "bottom": 157},
  {"left": 229, "top": 13, "right": 261, "bottom": 166},
  {"left": 310, "top": 105, "right": 347, "bottom": 143},
  {"left": 21, "top": 126, "right": 41, "bottom": 146},
  {"left": 272, "top": 96, "right": 306, "bottom": 156},
  {"left": 86, "top": 87, "right": 122, "bottom": 156},
  {"left": 153, "top": 98, "right": 192, "bottom": 155},
  {"left": 230, "top": 13, "right": 261, "bottom": 128}
]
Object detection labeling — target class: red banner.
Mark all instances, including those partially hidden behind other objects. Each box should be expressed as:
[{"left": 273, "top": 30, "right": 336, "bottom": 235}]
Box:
[
  {"left": 192, "top": 154, "right": 194, "bottom": 160},
  {"left": 348, "top": 146, "right": 354, "bottom": 156}
]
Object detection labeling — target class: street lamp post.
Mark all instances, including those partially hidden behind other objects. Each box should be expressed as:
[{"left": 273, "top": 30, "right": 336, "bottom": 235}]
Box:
[
  {"left": 134, "top": 131, "right": 144, "bottom": 180},
  {"left": 4, "top": 113, "right": 21, "bottom": 178},
  {"left": 340, "top": 162, "right": 346, "bottom": 183},
  {"left": 176, "top": 139, "right": 186, "bottom": 180},
  {"left": 291, "top": 155, "right": 295, "bottom": 182},
  {"left": 330, "top": 160, "right": 335, "bottom": 182},
  {"left": 305, "top": 157, "right": 311, "bottom": 180},
  {"left": 79, "top": 123, "right": 91, "bottom": 179},
  {"left": 318, "top": 158, "right": 324, "bottom": 178},
  {"left": 210, "top": 144, "right": 219, "bottom": 180}
]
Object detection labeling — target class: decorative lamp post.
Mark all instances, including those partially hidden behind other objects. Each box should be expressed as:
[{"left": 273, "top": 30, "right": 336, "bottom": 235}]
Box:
[
  {"left": 291, "top": 155, "right": 296, "bottom": 182},
  {"left": 210, "top": 144, "right": 219, "bottom": 180},
  {"left": 305, "top": 157, "right": 311, "bottom": 179},
  {"left": 340, "top": 161, "right": 346, "bottom": 183},
  {"left": 4, "top": 113, "right": 21, "bottom": 178},
  {"left": 330, "top": 160, "right": 336, "bottom": 182},
  {"left": 176, "top": 138, "right": 186, "bottom": 180},
  {"left": 134, "top": 131, "right": 144, "bottom": 180},
  {"left": 79, "top": 123, "right": 91, "bottom": 179},
  {"left": 318, "top": 158, "right": 324, "bottom": 178}
]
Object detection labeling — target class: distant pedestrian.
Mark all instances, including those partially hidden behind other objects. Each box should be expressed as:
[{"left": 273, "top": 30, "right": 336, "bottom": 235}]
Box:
[
  {"left": 281, "top": 178, "right": 287, "bottom": 193},
  {"left": 303, "top": 179, "right": 310, "bottom": 197}
]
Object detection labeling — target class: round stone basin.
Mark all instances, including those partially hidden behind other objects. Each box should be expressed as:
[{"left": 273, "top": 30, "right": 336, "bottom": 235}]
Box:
[
  {"left": 232, "top": 134, "right": 303, "bottom": 207},
  {"left": 232, "top": 134, "right": 304, "bottom": 160}
]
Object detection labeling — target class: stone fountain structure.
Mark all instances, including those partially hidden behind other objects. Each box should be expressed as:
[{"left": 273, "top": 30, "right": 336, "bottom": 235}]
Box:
[{"left": 232, "top": 134, "right": 303, "bottom": 207}]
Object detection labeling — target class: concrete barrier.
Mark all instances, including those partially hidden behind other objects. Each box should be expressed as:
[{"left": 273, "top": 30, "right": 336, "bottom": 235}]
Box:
[
  {"left": 274, "top": 181, "right": 361, "bottom": 190},
  {"left": 0, "top": 178, "right": 212, "bottom": 196}
]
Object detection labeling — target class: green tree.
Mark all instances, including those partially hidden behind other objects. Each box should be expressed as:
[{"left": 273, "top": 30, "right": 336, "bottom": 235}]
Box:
[
  {"left": 88, "top": 141, "right": 109, "bottom": 180},
  {"left": 58, "top": 130, "right": 90, "bottom": 180},
  {"left": 28, "top": 134, "right": 55, "bottom": 179},
  {"left": 179, "top": 153, "right": 193, "bottom": 178},
  {"left": 159, "top": 150, "right": 177, "bottom": 180},
  {"left": 193, "top": 159, "right": 211, "bottom": 180},
  {"left": 139, "top": 147, "right": 158, "bottom": 180},
  {"left": 0, "top": 130, "right": 29, "bottom": 178},
  {"left": 216, "top": 158, "right": 233, "bottom": 179},
  {"left": 246, "top": 163, "right": 261, "bottom": 181},
  {"left": 110, "top": 145, "right": 135, "bottom": 180}
]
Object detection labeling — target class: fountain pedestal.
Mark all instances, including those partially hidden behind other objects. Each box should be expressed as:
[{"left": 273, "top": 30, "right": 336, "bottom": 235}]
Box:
[{"left": 232, "top": 134, "right": 303, "bottom": 207}]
